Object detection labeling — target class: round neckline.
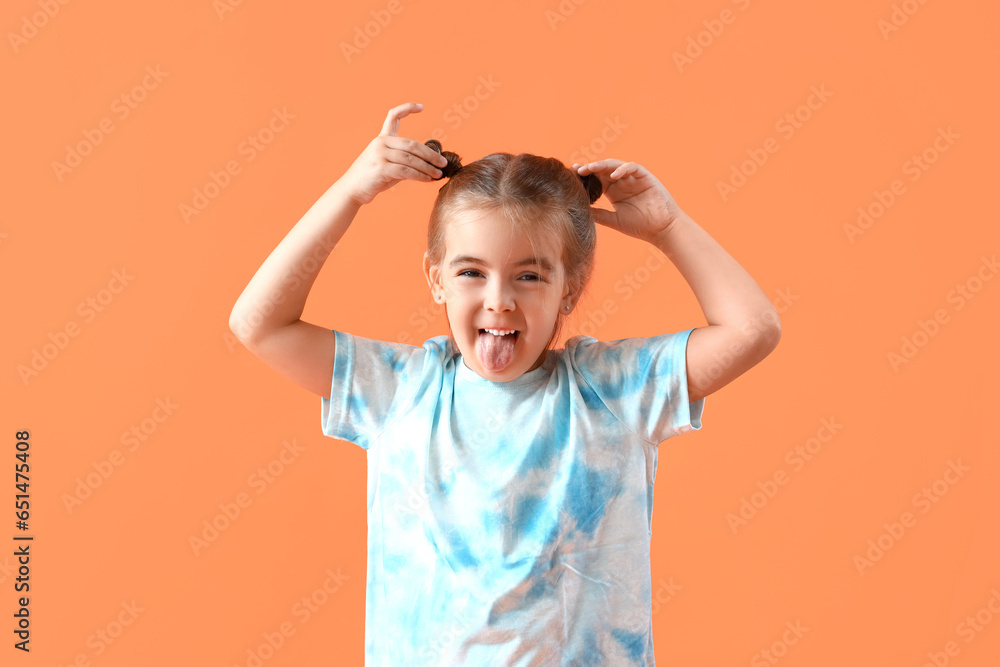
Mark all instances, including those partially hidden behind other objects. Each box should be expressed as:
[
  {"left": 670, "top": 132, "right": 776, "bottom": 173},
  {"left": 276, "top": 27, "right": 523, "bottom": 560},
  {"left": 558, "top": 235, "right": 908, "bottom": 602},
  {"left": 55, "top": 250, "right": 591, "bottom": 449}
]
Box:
[{"left": 456, "top": 350, "right": 556, "bottom": 388}]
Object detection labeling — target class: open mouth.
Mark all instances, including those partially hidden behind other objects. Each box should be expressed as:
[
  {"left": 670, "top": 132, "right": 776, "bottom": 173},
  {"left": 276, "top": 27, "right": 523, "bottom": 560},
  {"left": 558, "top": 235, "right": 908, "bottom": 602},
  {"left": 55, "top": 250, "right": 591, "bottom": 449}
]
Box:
[
  {"left": 476, "top": 329, "right": 520, "bottom": 372},
  {"left": 479, "top": 329, "right": 519, "bottom": 341}
]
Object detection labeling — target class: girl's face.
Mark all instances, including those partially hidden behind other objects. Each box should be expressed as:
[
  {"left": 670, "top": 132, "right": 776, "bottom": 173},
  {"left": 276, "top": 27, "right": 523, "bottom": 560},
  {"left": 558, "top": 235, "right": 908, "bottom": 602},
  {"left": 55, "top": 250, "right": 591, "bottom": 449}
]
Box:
[{"left": 424, "top": 209, "right": 574, "bottom": 382}]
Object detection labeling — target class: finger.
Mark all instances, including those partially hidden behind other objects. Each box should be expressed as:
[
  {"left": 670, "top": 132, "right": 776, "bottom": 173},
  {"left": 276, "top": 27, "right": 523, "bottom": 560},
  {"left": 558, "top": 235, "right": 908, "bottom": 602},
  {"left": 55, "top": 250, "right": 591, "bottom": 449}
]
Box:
[
  {"left": 609, "top": 162, "right": 630, "bottom": 179},
  {"left": 381, "top": 135, "right": 448, "bottom": 169},
  {"left": 388, "top": 163, "right": 436, "bottom": 183},
  {"left": 389, "top": 135, "right": 449, "bottom": 168},
  {"left": 590, "top": 205, "right": 618, "bottom": 228},
  {"left": 577, "top": 159, "right": 627, "bottom": 189},
  {"left": 575, "top": 159, "right": 627, "bottom": 176},
  {"left": 609, "top": 161, "right": 642, "bottom": 180},
  {"left": 385, "top": 137, "right": 448, "bottom": 178},
  {"left": 380, "top": 102, "right": 424, "bottom": 137},
  {"left": 383, "top": 137, "right": 446, "bottom": 178},
  {"left": 578, "top": 159, "right": 631, "bottom": 192}
]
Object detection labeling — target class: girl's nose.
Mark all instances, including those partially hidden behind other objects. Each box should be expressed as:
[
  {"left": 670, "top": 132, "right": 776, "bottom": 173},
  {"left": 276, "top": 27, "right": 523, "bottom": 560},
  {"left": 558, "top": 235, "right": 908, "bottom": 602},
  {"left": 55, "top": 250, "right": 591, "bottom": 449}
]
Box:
[{"left": 483, "top": 279, "right": 515, "bottom": 312}]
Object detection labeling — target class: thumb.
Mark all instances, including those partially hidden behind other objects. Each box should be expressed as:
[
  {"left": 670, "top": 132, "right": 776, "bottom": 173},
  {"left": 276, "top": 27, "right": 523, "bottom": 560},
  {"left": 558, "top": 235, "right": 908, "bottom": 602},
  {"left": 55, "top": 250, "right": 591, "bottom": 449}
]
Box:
[{"left": 590, "top": 205, "right": 617, "bottom": 228}]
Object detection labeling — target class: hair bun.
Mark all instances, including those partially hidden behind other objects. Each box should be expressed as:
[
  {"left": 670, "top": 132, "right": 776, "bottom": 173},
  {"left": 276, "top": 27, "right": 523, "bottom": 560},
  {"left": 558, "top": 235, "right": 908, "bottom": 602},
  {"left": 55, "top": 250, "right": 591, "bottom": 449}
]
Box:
[
  {"left": 578, "top": 172, "right": 603, "bottom": 205},
  {"left": 424, "top": 139, "right": 463, "bottom": 180}
]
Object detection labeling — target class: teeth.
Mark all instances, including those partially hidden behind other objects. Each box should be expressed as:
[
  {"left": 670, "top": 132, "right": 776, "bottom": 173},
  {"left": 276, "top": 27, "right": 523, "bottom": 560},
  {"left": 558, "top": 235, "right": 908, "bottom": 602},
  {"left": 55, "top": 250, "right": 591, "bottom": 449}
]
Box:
[{"left": 483, "top": 329, "right": 515, "bottom": 336}]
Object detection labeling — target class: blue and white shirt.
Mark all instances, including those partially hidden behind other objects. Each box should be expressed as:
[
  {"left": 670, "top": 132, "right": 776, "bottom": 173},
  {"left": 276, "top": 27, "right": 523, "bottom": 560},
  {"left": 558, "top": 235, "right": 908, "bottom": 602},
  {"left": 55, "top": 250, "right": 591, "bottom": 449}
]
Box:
[{"left": 321, "top": 328, "right": 706, "bottom": 665}]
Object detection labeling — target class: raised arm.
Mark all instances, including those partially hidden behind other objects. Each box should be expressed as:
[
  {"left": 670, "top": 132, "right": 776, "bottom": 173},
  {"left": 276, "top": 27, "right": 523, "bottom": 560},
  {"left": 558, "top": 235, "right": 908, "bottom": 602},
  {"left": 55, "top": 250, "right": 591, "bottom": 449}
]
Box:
[
  {"left": 651, "top": 210, "right": 781, "bottom": 403},
  {"left": 228, "top": 177, "right": 360, "bottom": 398},
  {"left": 228, "top": 102, "right": 449, "bottom": 398},
  {"left": 573, "top": 158, "right": 781, "bottom": 404}
]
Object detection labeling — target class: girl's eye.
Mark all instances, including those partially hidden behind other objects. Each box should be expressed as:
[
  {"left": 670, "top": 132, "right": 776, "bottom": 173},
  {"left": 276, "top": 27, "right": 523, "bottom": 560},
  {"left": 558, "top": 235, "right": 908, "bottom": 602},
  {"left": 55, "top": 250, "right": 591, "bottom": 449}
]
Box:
[{"left": 457, "top": 270, "right": 542, "bottom": 282}]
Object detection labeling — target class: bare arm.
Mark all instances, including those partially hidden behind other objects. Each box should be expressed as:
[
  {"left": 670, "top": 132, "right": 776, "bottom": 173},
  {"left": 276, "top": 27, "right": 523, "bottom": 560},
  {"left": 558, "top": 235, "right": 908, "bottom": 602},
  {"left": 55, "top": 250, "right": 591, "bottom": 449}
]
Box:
[
  {"left": 229, "top": 178, "right": 360, "bottom": 342},
  {"left": 227, "top": 180, "right": 360, "bottom": 398},
  {"left": 651, "top": 210, "right": 781, "bottom": 403},
  {"left": 228, "top": 102, "right": 449, "bottom": 398},
  {"left": 573, "top": 158, "right": 780, "bottom": 405}
]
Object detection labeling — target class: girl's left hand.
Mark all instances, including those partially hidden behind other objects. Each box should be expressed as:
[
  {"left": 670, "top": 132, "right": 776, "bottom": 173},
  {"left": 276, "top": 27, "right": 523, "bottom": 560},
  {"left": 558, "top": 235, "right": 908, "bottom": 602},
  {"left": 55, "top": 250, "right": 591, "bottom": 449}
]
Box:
[{"left": 573, "top": 159, "right": 683, "bottom": 244}]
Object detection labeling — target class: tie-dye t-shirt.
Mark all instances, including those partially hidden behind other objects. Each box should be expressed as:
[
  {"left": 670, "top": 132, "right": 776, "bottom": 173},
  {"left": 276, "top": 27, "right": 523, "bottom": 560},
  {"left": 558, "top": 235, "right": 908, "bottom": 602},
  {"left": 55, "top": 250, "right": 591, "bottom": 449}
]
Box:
[{"left": 320, "top": 328, "right": 706, "bottom": 666}]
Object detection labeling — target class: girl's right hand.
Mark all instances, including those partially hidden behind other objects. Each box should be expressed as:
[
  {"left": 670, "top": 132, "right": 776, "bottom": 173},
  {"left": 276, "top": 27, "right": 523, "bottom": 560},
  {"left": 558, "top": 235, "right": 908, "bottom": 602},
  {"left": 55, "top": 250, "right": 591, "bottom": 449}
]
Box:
[{"left": 339, "top": 102, "right": 449, "bottom": 207}]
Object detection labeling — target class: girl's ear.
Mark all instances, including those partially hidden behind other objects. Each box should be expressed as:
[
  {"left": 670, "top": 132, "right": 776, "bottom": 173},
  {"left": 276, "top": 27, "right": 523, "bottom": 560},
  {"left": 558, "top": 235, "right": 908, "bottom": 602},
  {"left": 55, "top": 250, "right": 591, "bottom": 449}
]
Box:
[
  {"left": 562, "top": 276, "right": 581, "bottom": 310},
  {"left": 423, "top": 252, "right": 440, "bottom": 292}
]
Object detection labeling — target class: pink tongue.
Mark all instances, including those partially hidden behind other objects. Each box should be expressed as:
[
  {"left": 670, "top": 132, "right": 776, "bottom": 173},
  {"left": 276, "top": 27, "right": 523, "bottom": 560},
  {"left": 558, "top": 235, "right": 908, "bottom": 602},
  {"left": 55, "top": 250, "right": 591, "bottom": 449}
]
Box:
[{"left": 477, "top": 331, "right": 516, "bottom": 372}]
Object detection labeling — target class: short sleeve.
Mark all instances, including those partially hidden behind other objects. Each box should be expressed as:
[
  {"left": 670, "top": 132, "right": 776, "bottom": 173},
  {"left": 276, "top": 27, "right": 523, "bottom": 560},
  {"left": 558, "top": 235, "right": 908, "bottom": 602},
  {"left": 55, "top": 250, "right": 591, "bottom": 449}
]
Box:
[
  {"left": 320, "top": 330, "right": 428, "bottom": 450},
  {"left": 568, "top": 327, "right": 705, "bottom": 445}
]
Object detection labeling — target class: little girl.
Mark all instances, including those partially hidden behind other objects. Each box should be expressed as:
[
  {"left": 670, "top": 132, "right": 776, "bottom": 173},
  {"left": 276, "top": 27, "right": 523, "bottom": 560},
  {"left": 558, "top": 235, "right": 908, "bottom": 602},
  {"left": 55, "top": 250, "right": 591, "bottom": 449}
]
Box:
[{"left": 230, "top": 102, "right": 781, "bottom": 665}]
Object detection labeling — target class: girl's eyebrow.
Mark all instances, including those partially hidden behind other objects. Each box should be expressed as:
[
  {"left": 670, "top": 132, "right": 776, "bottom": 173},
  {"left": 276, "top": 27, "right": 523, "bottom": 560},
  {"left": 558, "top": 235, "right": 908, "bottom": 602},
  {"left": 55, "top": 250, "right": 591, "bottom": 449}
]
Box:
[{"left": 449, "top": 255, "right": 555, "bottom": 272}]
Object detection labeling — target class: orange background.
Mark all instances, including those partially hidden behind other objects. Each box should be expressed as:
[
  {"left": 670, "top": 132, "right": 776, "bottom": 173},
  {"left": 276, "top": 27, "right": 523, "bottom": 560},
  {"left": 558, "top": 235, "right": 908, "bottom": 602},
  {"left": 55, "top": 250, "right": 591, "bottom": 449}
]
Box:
[{"left": 4, "top": 0, "right": 999, "bottom": 665}]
